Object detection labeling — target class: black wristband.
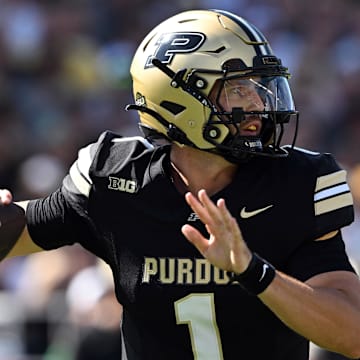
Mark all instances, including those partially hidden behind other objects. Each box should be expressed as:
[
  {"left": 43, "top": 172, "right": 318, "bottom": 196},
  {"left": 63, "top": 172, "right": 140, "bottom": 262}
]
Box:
[{"left": 227, "top": 253, "right": 276, "bottom": 295}]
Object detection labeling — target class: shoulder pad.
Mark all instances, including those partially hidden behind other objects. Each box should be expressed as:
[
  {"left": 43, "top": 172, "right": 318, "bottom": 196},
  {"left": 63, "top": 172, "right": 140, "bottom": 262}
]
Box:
[
  {"left": 313, "top": 156, "right": 353, "bottom": 217},
  {"left": 67, "top": 131, "right": 153, "bottom": 197},
  {"left": 285, "top": 147, "right": 354, "bottom": 235},
  {"left": 90, "top": 131, "right": 154, "bottom": 174}
]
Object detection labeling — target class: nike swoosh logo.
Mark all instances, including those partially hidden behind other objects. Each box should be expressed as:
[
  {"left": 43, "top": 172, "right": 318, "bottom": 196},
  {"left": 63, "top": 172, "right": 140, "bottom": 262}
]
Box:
[
  {"left": 240, "top": 205, "right": 273, "bottom": 219},
  {"left": 259, "top": 264, "right": 269, "bottom": 282}
]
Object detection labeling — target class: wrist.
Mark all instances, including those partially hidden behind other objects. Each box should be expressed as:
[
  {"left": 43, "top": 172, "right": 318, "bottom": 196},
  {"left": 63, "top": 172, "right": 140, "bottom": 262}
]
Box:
[
  {"left": 231, "top": 250, "right": 252, "bottom": 274},
  {"left": 227, "top": 253, "right": 276, "bottom": 295}
]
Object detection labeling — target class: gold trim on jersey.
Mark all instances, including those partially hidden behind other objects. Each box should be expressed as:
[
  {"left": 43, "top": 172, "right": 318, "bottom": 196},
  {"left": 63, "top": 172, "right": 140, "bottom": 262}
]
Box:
[
  {"left": 315, "top": 170, "right": 347, "bottom": 192},
  {"left": 69, "top": 145, "right": 93, "bottom": 197},
  {"left": 314, "top": 170, "right": 353, "bottom": 216},
  {"left": 315, "top": 193, "right": 353, "bottom": 216},
  {"left": 69, "top": 161, "right": 91, "bottom": 197}
]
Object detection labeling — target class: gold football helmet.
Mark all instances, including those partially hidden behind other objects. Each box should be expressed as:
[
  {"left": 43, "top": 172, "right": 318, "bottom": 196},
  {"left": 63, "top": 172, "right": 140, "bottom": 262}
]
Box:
[{"left": 127, "top": 9, "right": 298, "bottom": 162}]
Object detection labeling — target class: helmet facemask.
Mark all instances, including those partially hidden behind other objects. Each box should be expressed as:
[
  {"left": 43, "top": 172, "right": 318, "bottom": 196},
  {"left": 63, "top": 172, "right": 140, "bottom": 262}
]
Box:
[{"left": 202, "top": 59, "right": 299, "bottom": 162}]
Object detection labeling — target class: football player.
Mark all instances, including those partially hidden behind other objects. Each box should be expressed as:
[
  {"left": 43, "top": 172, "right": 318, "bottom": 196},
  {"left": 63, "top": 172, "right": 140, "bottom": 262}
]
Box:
[{"left": 1, "top": 9, "right": 360, "bottom": 360}]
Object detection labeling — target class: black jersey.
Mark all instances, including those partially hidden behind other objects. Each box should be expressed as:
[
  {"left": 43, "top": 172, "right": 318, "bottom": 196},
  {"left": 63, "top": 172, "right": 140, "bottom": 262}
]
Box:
[{"left": 26, "top": 131, "right": 355, "bottom": 360}]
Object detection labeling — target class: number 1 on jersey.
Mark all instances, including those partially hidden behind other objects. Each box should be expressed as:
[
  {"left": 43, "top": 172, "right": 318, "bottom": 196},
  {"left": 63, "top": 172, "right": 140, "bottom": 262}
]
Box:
[{"left": 174, "top": 293, "right": 224, "bottom": 360}]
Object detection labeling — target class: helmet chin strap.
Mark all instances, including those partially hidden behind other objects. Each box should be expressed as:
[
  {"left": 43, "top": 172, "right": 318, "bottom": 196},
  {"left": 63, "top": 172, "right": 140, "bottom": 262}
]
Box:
[
  {"left": 230, "top": 136, "right": 263, "bottom": 154},
  {"left": 205, "top": 133, "right": 263, "bottom": 163},
  {"left": 220, "top": 135, "right": 289, "bottom": 163}
]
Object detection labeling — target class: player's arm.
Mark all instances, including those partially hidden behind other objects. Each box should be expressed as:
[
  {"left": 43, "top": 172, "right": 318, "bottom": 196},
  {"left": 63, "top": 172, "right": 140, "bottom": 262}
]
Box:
[
  {"left": 258, "top": 241, "right": 360, "bottom": 359},
  {"left": 182, "top": 190, "right": 360, "bottom": 359},
  {"left": 253, "top": 155, "right": 360, "bottom": 357},
  {"left": 0, "top": 132, "right": 120, "bottom": 261}
]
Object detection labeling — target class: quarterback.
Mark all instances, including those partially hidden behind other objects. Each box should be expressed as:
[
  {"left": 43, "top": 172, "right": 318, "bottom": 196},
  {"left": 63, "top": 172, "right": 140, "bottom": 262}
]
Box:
[{"left": 1, "top": 9, "right": 360, "bottom": 360}]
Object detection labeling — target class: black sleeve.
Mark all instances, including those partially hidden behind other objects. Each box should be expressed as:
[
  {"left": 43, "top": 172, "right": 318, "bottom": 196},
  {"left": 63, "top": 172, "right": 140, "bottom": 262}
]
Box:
[
  {"left": 26, "top": 131, "right": 111, "bottom": 252},
  {"left": 26, "top": 131, "right": 127, "bottom": 261},
  {"left": 284, "top": 231, "right": 356, "bottom": 282},
  {"left": 26, "top": 186, "right": 97, "bottom": 251}
]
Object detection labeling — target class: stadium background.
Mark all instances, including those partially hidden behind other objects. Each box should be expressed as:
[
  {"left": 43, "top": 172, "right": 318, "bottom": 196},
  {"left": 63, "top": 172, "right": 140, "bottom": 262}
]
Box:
[{"left": 0, "top": 0, "right": 359, "bottom": 359}]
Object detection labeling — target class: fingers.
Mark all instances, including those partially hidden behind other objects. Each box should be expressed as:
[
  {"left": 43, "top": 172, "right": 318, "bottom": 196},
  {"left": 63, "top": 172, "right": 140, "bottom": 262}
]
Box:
[
  {"left": 184, "top": 191, "right": 209, "bottom": 223},
  {"left": 184, "top": 189, "right": 242, "bottom": 247},
  {"left": 183, "top": 190, "right": 251, "bottom": 272},
  {"left": 185, "top": 189, "right": 223, "bottom": 223},
  {"left": 215, "top": 197, "right": 234, "bottom": 228},
  {"left": 0, "top": 189, "right": 13, "bottom": 205},
  {"left": 181, "top": 224, "right": 209, "bottom": 255},
  {"left": 183, "top": 190, "right": 221, "bottom": 256},
  {"left": 185, "top": 189, "right": 233, "bottom": 229}
]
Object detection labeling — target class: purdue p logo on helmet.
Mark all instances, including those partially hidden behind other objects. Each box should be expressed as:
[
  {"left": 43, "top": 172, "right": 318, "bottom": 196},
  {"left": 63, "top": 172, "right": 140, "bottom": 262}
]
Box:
[
  {"left": 145, "top": 32, "right": 206, "bottom": 68},
  {"left": 128, "top": 9, "right": 298, "bottom": 162}
]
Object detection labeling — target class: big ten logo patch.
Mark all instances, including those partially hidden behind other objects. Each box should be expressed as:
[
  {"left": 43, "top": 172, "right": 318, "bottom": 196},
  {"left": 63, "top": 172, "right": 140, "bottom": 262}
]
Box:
[{"left": 108, "top": 176, "right": 137, "bottom": 193}]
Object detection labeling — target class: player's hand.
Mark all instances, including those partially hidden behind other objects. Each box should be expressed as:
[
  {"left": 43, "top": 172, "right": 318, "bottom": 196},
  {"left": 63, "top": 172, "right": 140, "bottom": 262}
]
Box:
[
  {"left": 0, "top": 189, "right": 13, "bottom": 206},
  {"left": 182, "top": 189, "right": 252, "bottom": 274}
]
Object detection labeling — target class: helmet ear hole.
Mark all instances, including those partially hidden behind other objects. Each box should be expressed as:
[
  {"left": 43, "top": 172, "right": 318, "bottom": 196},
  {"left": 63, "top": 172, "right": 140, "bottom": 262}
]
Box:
[
  {"left": 188, "top": 74, "right": 208, "bottom": 90},
  {"left": 160, "top": 101, "right": 186, "bottom": 115},
  {"left": 204, "top": 126, "right": 221, "bottom": 140}
]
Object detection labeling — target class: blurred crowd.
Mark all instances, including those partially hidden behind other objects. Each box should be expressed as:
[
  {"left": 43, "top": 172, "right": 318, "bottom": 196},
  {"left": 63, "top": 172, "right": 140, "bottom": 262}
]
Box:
[{"left": 0, "top": 0, "right": 359, "bottom": 359}]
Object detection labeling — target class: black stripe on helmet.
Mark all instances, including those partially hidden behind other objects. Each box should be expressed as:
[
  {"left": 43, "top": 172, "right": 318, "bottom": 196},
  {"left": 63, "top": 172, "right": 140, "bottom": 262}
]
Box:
[{"left": 210, "top": 9, "right": 273, "bottom": 56}]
